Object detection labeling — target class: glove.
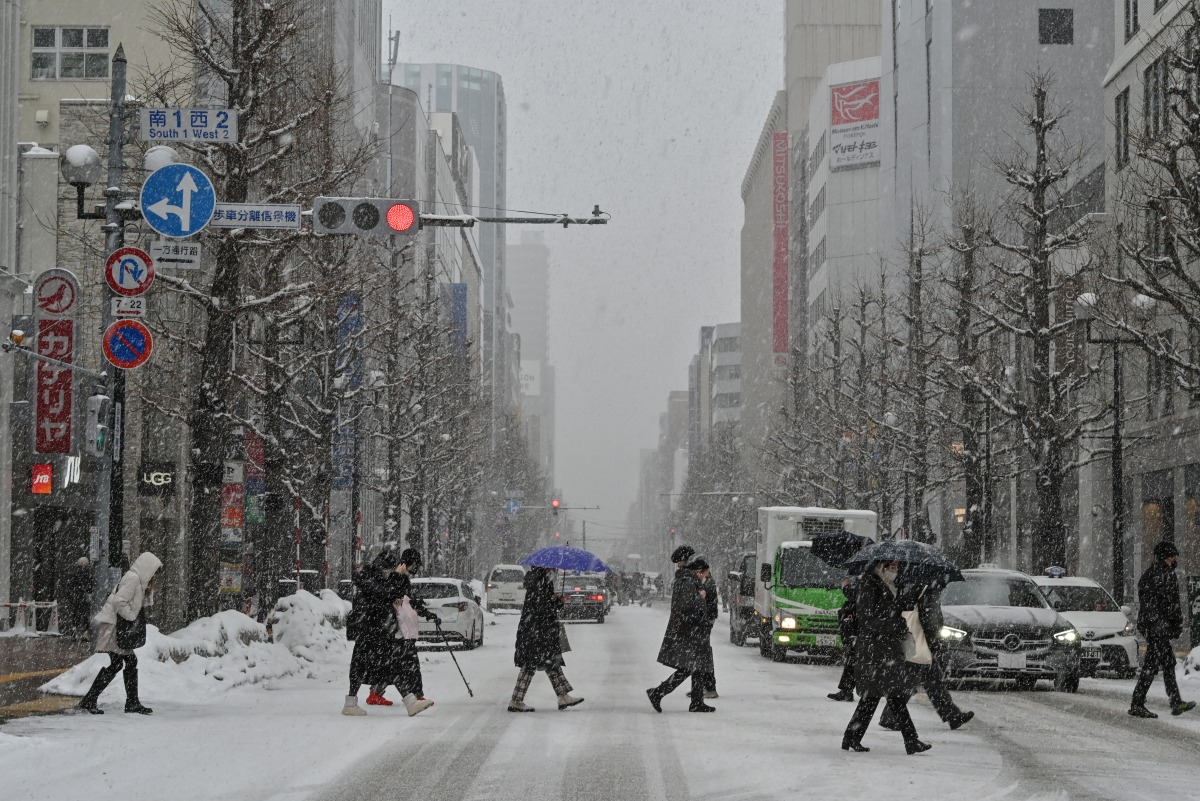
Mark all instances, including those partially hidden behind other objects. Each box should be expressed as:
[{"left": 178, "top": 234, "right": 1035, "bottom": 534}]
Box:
[{"left": 421, "top": 610, "right": 438, "bottom": 622}]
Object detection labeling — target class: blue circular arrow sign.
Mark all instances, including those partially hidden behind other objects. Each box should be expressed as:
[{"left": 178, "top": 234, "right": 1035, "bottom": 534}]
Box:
[{"left": 139, "top": 163, "right": 216, "bottom": 238}]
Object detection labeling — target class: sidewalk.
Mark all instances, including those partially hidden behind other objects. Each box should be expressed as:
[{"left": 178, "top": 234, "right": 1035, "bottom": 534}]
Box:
[{"left": 0, "top": 634, "right": 91, "bottom": 720}]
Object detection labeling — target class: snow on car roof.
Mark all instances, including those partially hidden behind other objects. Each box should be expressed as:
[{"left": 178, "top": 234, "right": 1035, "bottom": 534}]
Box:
[
  {"left": 780, "top": 541, "right": 814, "bottom": 549},
  {"left": 1030, "top": 575, "right": 1101, "bottom": 587}
]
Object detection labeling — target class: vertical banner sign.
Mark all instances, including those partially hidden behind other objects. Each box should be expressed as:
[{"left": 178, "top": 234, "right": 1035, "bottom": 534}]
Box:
[
  {"left": 221, "top": 460, "right": 245, "bottom": 548},
  {"left": 830, "top": 79, "right": 881, "bottom": 169},
  {"left": 332, "top": 294, "right": 362, "bottom": 490},
  {"left": 244, "top": 432, "right": 266, "bottom": 525},
  {"left": 33, "top": 269, "right": 81, "bottom": 454},
  {"left": 772, "top": 131, "right": 789, "bottom": 364}
]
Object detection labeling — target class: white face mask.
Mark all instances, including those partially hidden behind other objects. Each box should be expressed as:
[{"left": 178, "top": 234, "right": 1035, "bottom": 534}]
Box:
[{"left": 882, "top": 569, "right": 899, "bottom": 584}]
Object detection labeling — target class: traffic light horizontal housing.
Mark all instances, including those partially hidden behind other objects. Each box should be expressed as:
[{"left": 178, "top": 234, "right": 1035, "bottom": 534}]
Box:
[{"left": 312, "top": 197, "right": 422, "bottom": 237}]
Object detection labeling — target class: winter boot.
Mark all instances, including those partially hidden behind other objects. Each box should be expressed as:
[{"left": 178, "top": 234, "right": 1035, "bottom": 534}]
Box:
[
  {"left": 341, "top": 694, "right": 367, "bottom": 716},
  {"left": 688, "top": 690, "right": 716, "bottom": 713},
  {"left": 827, "top": 689, "right": 854, "bottom": 702},
  {"left": 366, "top": 690, "right": 393, "bottom": 706},
  {"left": 124, "top": 702, "right": 153, "bottom": 715},
  {"left": 646, "top": 687, "right": 664, "bottom": 713},
  {"left": 904, "top": 739, "right": 933, "bottom": 755},
  {"left": 402, "top": 693, "right": 434, "bottom": 716},
  {"left": 840, "top": 737, "right": 869, "bottom": 752},
  {"left": 1128, "top": 705, "right": 1158, "bottom": 719},
  {"left": 507, "top": 700, "right": 536, "bottom": 712},
  {"left": 1171, "top": 701, "right": 1196, "bottom": 716},
  {"left": 704, "top": 689, "right": 719, "bottom": 699},
  {"left": 947, "top": 710, "right": 975, "bottom": 730},
  {"left": 76, "top": 699, "right": 103, "bottom": 714},
  {"left": 557, "top": 694, "right": 585, "bottom": 710}
]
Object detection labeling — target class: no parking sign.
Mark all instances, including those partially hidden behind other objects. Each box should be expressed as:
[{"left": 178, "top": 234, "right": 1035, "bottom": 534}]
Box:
[{"left": 102, "top": 319, "right": 153, "bottom": 370}]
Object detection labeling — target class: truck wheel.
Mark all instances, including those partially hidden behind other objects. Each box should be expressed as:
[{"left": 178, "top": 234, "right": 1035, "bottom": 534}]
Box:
[
  {"left": 758, "top": 624, "right": 771, "bottom": 658},
  {"left": 770, "top": 643, "right": 788, "bottom": 662}
]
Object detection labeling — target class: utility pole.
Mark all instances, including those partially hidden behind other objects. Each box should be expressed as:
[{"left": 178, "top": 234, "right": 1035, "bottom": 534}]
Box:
[{"left": 582, "top": 521, "right": 586, "bottom": 551}]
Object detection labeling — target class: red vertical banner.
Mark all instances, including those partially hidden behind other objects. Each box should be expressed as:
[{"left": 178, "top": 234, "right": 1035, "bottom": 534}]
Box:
[
  {"left": 32, "top": 270, "right": 80, "bottom": 454},
  {"left": 772, "top": 130, "right": 789, "bottom": 361}
]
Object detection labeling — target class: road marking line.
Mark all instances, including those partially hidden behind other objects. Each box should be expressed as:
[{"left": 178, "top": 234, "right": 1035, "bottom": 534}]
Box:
[{"left": 0, "top": 668, "right": 70, "bottom": 684}]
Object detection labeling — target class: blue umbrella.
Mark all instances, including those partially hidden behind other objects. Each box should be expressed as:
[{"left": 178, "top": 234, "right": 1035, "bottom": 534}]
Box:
[
  {"left": 520, "top": 545, "right": 612, "bottom": 573},
  {"left": 842, "top": 539, "right": 964, "bottom": 584}
]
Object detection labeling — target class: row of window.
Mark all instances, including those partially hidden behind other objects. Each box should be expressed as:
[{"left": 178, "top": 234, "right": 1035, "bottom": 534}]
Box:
[
  {"left": 31, "top": 26, "right": 109, "bottom": 80},
  {"left": 1113, "top": 50, "right": 1180, "bottom": 172},
  {"left": 1126, "top": 0, "right": 1174, "bottom": 43}
]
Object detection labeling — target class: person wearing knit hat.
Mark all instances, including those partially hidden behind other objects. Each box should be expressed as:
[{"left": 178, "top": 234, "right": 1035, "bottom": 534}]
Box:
[
  {"left": 1130, "top": 540, "right": 1195, "bottom": 718},
  {"left": 647, "top": 545, "right": 715, "bottom": 713}
]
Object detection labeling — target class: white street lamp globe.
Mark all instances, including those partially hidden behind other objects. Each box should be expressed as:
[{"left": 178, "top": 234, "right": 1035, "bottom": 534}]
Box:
[
  {"left": 61, "top": 144, "right": 103, "bottom": 186},
  {"left": 1131, "top": 293, "right": 1157, "bottom": 321},
  {"left": 143, "top": 145, "right": 180, "bottom": 172}
]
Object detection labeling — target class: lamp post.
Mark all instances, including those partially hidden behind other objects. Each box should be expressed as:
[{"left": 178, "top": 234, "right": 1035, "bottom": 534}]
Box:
[{"left": 1074, "top": 292, "right": 1153, "bottom": 604}]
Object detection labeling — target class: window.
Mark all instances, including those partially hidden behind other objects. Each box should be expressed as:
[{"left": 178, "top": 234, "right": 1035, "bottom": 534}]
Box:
[
  {"left": 1039, "top": 9, "right": 1074, "bottom": 45},
  {"left": 1115, "top": 87, "right": 1131, "bottom": 170},
  {"left": 808, "top": 185, "right": 826, "bottom": 225},
  {"left": 1144, "top": 56, "right": 1170, "bottom": 138},
  {"left": 1125, "top": 0, "right": 1140, "bottom": 41},
  {"left": 714, "top": 365, "right": 741, "bottom": 381},
  {"left": 713, "top": 337, "right": 740, "bottom": 354},
  {"left": 31, "top": 26, "right": 109, "bottom": 80},
  {"left": 809, "top": 236, "right": 827, "bottom": 278},
  {"left": 1154, "top": 0, "right": 1169, "bottom": 11}
]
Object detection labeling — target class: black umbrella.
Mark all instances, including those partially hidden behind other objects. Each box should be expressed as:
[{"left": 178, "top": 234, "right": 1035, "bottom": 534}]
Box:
[
  {"left": 810, "top": 531, "right": 875, "bottom": 568},
  {"left": 841, "top": 539, "right": 964, "bottom": 584}
]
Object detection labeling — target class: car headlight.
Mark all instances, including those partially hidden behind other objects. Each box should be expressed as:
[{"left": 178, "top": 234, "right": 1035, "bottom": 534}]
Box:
[
  {"left": 780, "top": 616, "right": 798, "bottom": 630},
  {"left": 939, "top": 626, "right": 967, "bottom": 641},
  {"left": 1054, "top": 629, "right": 1079, "bottom": 643},
  {"left": 1121, "top": 622, "right": 1135, "bottom": 636}
]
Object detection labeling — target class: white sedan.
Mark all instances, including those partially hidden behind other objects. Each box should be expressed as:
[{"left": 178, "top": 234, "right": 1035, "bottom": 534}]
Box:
[
  {"left": 1032, "top": 572, "right": 1141, "bottom": 678},
  {"left": 411, "top": 577, "right": 486, "bottom": 650}
]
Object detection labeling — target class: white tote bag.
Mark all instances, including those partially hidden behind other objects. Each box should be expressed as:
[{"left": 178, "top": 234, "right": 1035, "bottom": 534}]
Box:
[
  {"left": 901, "top": 608, "right": 933, "bottom": 665},
  {"left": 394, "top": 597, "right": 421, "bottom": 640}
]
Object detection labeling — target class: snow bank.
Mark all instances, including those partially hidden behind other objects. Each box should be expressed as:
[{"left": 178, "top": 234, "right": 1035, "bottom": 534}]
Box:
[
  {"left": 40, "top": 591, "right": 351, "bottom": 702},
  {"left": 1184, "top": 646, "right": 1200, "bottom": 679}
]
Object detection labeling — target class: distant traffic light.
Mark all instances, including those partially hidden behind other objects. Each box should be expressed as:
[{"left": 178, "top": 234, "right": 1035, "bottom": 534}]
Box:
[
  {"left": 85, "top": 394, "right": 110, "bottom": 457},
  {"left": 311, "top": 197, "right": 421, "bottom": 237},
  {"left": 554, "top": 531, "right": 561, "bottom": 538},
  {"left": 551, "top": 498, "right": 560, "bottom": 517}
]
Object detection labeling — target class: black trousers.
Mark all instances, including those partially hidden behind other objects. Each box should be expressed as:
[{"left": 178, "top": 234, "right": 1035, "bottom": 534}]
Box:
[
  {"left": 655, "top": 668, "right": 704, "bottom": 702},
  {"left": 82, "top": 653, "right": 139, "bottom": 705},
  {"left": 1132, "top": 634, "right": 1181, "bottom": 707},
  {"left": 836, "top": 637, "right": 857, "bottom": 692},
  {"left": 373, "top": 640, "right": 424, "bottom": 697},
  {"left": 348, "top": 635, "right": 387, "bottom": 695},
  {"left": 884, "top": 656, "right": 960, "bottom": 722},
  {"left": 845, "top": 694, "right": 918, "bottom": 744}
]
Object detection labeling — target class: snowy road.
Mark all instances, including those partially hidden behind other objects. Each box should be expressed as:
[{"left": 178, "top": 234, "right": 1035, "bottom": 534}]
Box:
[{"left": 1, "top": 603, "right": 1198, "bottom": 801}]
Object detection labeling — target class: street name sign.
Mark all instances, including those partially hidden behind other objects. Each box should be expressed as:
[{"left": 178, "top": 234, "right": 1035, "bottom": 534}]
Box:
[
  {"left": 102, "top": 319, "right": 153, "bottom": 370},
  {"left": 104, "top": 246, "right": 154, "bottom": 296},
  {"left": 140, "top": 164, "right": 216, "bottom": 238},
  {"left": 139, "top": 108, "right": 238, "bottom": 143},
  {"left": 150, "top": 239, "right": 201, "bottom": 270},
  {"left": 209, "top": 203, "right": 302, "bottom": 230}
]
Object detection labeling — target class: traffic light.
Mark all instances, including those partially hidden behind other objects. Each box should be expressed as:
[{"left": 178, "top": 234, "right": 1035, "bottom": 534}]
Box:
[
  {"left": 85, "top": 394, "right": 110, "bottom": 457},
  {"left": 551, "top": 498, "right": 560, "bottom": 517},
  {"left": 311, "top": 197, "right": 421, "bottom": 237},
  {"left": 554, "top": 531, "right": 561, "bottom": 538}
]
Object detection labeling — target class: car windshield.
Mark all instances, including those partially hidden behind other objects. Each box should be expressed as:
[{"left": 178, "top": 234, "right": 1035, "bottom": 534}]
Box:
[
  {"left": 413, "top": 582, "right": 460, "bottom": 599},
  {"left": 942, "top": 577, "right": 1050, "bottom": 608},
  {"left": 1041, "top": 585, "right": 1119, "bottom": 612},
  {"left": 490, "top": 569, "right": 525, "bottom": 583},
  {"left": 779, "top": 546, "right": 846, "bottom": 589}
]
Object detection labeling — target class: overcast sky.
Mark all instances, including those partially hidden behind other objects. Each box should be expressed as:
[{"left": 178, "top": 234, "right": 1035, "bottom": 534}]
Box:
[{"left": 389, "top": 1, "right": 783, "bottom": 551}]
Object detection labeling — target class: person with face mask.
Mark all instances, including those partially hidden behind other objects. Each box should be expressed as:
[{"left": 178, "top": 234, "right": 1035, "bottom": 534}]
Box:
[
  {"left": 840, "top": 560, "right": 930, "bottom": 755},
  {"left": 366, "top": 548, "right": 436, "bottom": 716},
  {"left": 1129, "top": 541, "right": 1195, "bottom": 718}
]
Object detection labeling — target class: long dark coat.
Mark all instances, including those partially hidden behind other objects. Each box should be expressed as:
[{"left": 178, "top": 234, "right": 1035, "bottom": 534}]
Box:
[
  {"left": 514, "top": 569, "right": 565, "bottom": 670},
  {"left": 853, "top": 571, "right": 917, "bottom": 697},
  {"left": 1137, "top": 559, "right": 1182, "bottom": 639},
  {"left": 837, "top": 579, "right": 859, "bottom": 641},
  {"left": 656, "top": 569, "right": 712, "bottom": 673}
]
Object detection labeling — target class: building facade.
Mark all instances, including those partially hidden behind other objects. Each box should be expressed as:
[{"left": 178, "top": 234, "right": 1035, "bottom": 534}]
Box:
[{"left": 507, "top": 230, "right": 556, "bottom": 491}]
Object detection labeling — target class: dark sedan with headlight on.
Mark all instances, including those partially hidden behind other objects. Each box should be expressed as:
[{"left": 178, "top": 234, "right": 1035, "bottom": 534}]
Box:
[{"left": 938, "top": 567, "right": 1081, "bottom": 692}]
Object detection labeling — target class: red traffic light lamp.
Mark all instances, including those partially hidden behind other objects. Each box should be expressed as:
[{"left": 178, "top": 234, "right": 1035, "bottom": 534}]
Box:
[
  {"left": 551, "top": 498, "right": 561, "bottom": 517},
  {"left": 386, "top": 202, "right": 417, "bottom": 232},
  {"left": 554, "top": 531, "right": 561, "bottom": 538}
]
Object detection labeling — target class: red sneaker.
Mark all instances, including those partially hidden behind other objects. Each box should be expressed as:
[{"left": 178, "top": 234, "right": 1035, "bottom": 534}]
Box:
[{"left": 366, "top": 691, "right": 393, "bottom": 706}]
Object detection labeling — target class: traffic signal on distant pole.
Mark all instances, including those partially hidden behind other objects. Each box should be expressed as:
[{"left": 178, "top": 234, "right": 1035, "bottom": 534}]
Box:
[
  {"left": 85, "top": 394, "right": 110, "bottom": 457},
  {"left": 311, "top": 197, "right": 421, "bottom": 237},
  {"left": 551, "top": 498, "right": 560, "bottom": 517}
]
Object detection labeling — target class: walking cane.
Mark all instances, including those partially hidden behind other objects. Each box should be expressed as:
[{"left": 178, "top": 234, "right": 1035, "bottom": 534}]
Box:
[{"left": 434, "top": 618, "right": 474, "bottom": 697}]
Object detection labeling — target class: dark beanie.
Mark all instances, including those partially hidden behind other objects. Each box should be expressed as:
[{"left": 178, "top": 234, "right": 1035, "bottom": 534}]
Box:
[
  {"left": 670, "top": 545, "right": 696, "bottom": 564},
  {"left": 1154, "top": 541, "right": 1179, "bottom": 561},
  {"left": 399, "top": 548, "right": 423, "bottom": 567},
  {"left": 688, "top": 556, "right": 710, "bottom": 571},
  {"left": 375, "top": 548, "right": 401, "bottom": 571}
]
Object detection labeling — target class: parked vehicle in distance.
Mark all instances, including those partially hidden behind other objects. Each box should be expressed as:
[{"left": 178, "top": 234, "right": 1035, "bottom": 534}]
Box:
[
  {"left": 559, "top": 572, "right": 608, "bottom": 623},
  {"left": 485, "top": 564, "right": 527, "bottom": 611},
  {"left": 1031, "top": 568, "right": 1140, "bottom": 678},
  {"left": 939, "top": 566, "right": 1082, "bottom": 692},
  {"left": 726, "top": 552, "right": 757, "bottom": 646},
  {"left": 412, "top": 577, "right": 485, "bottom": 649}
]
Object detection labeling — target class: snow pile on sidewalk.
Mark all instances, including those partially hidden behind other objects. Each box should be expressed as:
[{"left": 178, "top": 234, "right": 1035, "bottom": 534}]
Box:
[
  {"left": 40, "top": 591, "right": 351, "bottom": 702},
  {"left": 1184, "top": 646, "right": 1200, "bottom": 679}
]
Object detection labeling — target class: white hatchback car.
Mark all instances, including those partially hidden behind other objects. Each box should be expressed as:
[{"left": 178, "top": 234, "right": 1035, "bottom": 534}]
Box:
[
  {"left": 411, "top": 578, "right": 486, "bottom": 650},
  {"left": 485, "top": 564, "right": 527, "bottom": 611},
  {"left": 1031, "top": 571, "right": 1140, "bottom": 678}
]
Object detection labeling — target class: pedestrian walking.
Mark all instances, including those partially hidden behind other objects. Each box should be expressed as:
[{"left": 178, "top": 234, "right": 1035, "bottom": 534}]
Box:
[
  {"left": 63, "top": 556, "right": 95, "bottom": 640},
  {"left": 880, "top": 580, "right": 974, "bottom": 730},
  {"left": 693, "top": 558, "right": 720, "bottom": 699},
  {"left": 840, "top": 560, "right": 930, "bottom": 754},
  {"left": 77, "top": 552, "right": 161, "bottom": 715},
  {"left": 508, "top": 566, "right": 584, "bottom": 712},
  {"left": 344, "top": 547, "right": 434, "bottom": 716},
  {"left": 1129, "top": 541, "right": 1196, "bottom": 718},
  {"left": 646, "top": 545, "right": 715, "bottom": 713},
  {"left": 367, "top": 549, "right": 437, "bottom": 716},
  {"left": 828, "top": 576, "right": 858, "bottom": 702}
]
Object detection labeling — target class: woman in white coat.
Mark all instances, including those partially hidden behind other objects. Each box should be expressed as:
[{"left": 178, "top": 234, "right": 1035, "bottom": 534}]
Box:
[{"left": 78, "top": 552, "right": 162, "bottom": 714}]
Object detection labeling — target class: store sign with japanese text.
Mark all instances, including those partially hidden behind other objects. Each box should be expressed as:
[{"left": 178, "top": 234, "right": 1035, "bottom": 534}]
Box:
[
  {"left": 830, "top": 79, "right": 881, "bottom": 170},
  {"left": 33, "top": 269, "right": 80, "bottom": 454}
]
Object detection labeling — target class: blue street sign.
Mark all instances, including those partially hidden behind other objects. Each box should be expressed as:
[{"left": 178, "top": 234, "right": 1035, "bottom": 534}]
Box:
[
  {"left": 102, "top": 319, "right": 153, "bottom": 369},
  {"left": 140, "top": 163, "right": 216, "bottom": 238},
  {"left": 504, "top": 499, "right": 522, "bottom": 516}
]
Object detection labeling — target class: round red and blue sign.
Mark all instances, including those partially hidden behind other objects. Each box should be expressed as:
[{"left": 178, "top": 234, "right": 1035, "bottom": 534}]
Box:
[{"left": 102, "top": 320, "right": 153, "bottom": 369}]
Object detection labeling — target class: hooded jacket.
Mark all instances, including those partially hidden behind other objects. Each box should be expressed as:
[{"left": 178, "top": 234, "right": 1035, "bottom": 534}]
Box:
[{"left": 94, "top": 552, "right": 162, "bottom": 626}]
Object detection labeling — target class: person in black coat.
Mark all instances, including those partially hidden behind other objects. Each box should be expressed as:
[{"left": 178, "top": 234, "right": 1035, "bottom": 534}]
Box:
[
  {"left": 367, "top": 549, "right": 437, "bottom": 715},
  {"left": 841, "top": 561, "right": 930, "bottom": 754},
  {"left": 647, "top": 546, "right": 715, "bottom": 713},
  {"left": 692, "top": 558, "right": 720, "bottom": 699},
  {"left": 1130, "top": 541, "right": 1195, "bottom": 718},
  {"left": 508, "top": 567, "right": 584, "bottom": 712},
  {"left": 828, "top": 576, "right": 858, "bottom": 702},
  {"left": 879, "top": 581, "right": 973, "bottom": 730}
]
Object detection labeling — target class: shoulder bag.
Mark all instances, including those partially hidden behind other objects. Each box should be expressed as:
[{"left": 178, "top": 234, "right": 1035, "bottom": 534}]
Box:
[{"left": 115, "top": 607, "right": 147, "bottom": 650}]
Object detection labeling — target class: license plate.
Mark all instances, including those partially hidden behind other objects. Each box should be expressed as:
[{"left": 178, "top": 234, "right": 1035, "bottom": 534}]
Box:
[
  {"left": 816, "top": 634, "right": 837, "bottom": 646},
  {"left": 997, "top": 652, "right": 1027, "bottom": 670}
]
